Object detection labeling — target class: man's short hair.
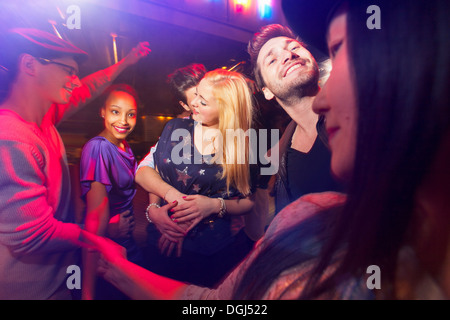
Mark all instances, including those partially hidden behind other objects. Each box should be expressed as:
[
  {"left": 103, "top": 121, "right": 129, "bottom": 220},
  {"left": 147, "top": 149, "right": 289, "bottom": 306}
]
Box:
[{"left": 167, "top": 63, "right": 207, "bottom": 104}]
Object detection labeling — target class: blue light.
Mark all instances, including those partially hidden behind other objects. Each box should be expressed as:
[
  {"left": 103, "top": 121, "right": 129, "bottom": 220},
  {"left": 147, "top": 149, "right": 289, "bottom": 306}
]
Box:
[{"left": 258, "top": 0, "right": 273, "bottom": 19}]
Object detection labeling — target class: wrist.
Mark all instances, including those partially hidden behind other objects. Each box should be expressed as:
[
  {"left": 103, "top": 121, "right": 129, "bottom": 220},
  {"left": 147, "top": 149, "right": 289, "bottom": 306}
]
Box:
[
  {"left": 164, "top": 187, "right": 182, "bottom": 203},
  {"left": 217, "top": 198, "right": 226, "bottom": 218},
  {"left": 145, "top": 203, "right": 160, "bottom": 223}
]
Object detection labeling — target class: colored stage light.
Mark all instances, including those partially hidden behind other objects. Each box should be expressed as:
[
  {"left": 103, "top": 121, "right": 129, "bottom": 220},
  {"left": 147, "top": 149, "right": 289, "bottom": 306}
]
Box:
[
  {"left": 234, "top": 0, "right": 250, "bottom": 13},
  {"left": 258, "top": 0, "right": 273, "bottom": 19}
]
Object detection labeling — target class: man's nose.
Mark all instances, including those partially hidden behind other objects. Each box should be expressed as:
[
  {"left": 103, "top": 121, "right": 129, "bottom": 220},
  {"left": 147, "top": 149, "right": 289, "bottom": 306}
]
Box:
[
  {"left": 71, "top": 75, "right": 82, "bottom": 88},
  {"left": 281, "top": 49, "right": 298, "bottom": 64}
]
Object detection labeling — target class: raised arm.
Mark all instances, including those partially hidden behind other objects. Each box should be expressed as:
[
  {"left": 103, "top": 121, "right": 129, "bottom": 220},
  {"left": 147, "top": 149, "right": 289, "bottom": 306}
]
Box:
[{"left": 52, "top": 42, "right": 151, "bottom": 124}]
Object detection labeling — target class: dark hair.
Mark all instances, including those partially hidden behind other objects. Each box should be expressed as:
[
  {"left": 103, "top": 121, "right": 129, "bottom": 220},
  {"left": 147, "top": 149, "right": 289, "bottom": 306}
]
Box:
[
  {"left": 167, "top": 63, "right": 206, "bottom": 104},
  {"left": 99, "top": 83, "right": 140, "bottom": 111},
  {"left": 235, "top": 0, "right": 450, "bottom": 299},
  {"left": 247, "top": 24, "right": 300, "bottom": 89}
]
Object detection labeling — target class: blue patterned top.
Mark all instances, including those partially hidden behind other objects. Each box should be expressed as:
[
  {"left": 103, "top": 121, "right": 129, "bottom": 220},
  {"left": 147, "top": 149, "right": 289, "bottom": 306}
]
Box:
[{"left": 151, "top": 118, "right": 252, "bottom": 255}]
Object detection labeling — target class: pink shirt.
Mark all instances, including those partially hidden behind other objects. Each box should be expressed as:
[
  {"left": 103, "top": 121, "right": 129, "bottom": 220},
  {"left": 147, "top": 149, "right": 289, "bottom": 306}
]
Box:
[{"left": 0, "top": 68, "right": 115, "bottom": 299}]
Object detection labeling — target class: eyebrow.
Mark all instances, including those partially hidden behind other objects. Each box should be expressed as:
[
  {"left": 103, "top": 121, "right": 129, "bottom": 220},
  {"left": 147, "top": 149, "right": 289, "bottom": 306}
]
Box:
[
  {"left": 263, "top": 39, "right": 296, "bottom": 63},
  {"left": 196, "top": 88, "right": 208, "bottom": 103},
  {"left": 109, "top": 104, "right": 137, "bottom": 110}
]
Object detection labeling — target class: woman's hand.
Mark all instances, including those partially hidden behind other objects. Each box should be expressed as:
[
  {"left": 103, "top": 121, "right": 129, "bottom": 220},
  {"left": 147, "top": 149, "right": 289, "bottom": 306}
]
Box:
[
  {"left": 80, "top": 230, "right": 128, "bottom": 287},
  {"left": 80, "top": 230, "right": 127, "bottom": 264},
  {"left": 158, "top": 220, "right": 193, "bottom": 257},
  {"left": 107, "top": 210, "right": 135, "bottom": 239},
  {"left": 148, "top": 201, "right": 186, "bottom": 242},
  {"left": 169, "top": 195, "right": 220, "bottom": 233}
]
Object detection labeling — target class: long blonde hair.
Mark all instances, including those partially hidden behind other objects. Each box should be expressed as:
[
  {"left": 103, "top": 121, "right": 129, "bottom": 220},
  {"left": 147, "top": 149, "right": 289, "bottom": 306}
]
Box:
[{"left": 204, "top": 69, "right": 254, "bottom": 196}]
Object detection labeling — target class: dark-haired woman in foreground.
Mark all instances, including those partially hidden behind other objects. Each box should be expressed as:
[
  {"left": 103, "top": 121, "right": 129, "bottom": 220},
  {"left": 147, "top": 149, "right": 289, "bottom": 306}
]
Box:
[{"left": 85, "top": 0, "right": 450, "bottom": 299}]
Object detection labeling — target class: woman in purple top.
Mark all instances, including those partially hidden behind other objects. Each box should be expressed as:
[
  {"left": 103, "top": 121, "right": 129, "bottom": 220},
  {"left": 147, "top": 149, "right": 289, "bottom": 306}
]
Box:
[{"left": 79, "top": 84, "right": 142, "bottom": 299}]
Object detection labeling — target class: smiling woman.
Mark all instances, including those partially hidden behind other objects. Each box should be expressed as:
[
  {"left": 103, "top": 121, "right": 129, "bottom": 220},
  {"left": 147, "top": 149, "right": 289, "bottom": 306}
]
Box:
[
  {"left": 79, "top": 83, "right": 143, "bottom": 299},
  {"left": 100, "top": 87, "right": 138, "bottom": 150}
]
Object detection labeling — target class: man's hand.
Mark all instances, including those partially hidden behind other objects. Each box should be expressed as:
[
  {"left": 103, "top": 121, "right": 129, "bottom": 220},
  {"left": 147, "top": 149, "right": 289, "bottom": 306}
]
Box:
[{"left": 123, "top": 41, "right": 151, "bottom": 66}]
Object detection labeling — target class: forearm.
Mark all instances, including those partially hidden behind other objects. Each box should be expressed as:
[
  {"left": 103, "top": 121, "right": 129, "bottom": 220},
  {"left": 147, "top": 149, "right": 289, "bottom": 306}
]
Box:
[
  {"left": 149, "top": 192, "right": 161, "bottom": 206},
  {"left": 81, "top": 57, "right": 131, "bottom": 90},
  {"left": 79, "top": 57, "right": 131, "bottom": 96},
  {"left": 106, "top": 257, "right": 188, "bottom": 300},
  {"left": 54, "top": 58, "right": 134, "bottom": 124},
  {"left": 84, "top": 183, "right": 110, "bottom": 236},
  {"left": 223, "top": 196, "right": 255, "bottom": 216},
  {"left": 135, "top": 166, "right": 174, "bottom": 199},
  {"left": 80, "top": 226, "right": 188, "bottom": 299},
  {"left": 82, "top": 184, "right": 110, "bottom": 299},
  {"left": 0, "top": 141, "right": 82, "bottom": 254},
  {"left": 82, "top": 249, "right": 99, "bottom": 299},
  {"left": 99, "top": 57, "right": 134, "bottom": 83}
]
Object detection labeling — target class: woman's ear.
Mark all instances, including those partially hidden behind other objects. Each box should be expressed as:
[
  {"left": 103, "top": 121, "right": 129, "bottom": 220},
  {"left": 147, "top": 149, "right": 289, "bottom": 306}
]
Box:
[{"left": 100, "top": 108, "right": 105, "bottom": 118}]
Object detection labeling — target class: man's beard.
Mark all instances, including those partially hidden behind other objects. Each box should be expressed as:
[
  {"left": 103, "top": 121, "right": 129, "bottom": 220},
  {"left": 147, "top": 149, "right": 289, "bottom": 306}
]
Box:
[
  {"left": 295, "top": 72, "right": 320, "bottom": 97},
  {"left": 279, "top": 67, "right": 320, "bottom": 101}
]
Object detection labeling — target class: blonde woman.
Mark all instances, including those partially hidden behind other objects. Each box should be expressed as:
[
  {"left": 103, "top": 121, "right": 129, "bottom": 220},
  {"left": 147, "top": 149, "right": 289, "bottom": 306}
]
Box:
[{"left": 136, "top": 69, "right": 256, "bottom": 287}]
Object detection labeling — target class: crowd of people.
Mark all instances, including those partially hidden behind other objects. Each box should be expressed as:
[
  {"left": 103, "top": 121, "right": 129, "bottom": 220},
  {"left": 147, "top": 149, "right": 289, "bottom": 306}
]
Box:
[{"left": 0, "top": 0, "right": 449, "bottom": 300}]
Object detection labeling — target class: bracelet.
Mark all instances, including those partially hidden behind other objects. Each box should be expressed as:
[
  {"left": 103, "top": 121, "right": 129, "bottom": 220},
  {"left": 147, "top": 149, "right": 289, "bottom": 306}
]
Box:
[
  {"left": 145, "top": 203, "right": 160, "bottom": 223},
  {"left": 217, "top": 197, "right": 226, "bottom": 218}
]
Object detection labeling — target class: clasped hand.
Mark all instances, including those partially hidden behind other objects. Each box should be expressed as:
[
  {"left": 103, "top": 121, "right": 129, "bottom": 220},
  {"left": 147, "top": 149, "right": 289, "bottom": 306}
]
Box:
[{"left": 151, "top": 194, "right": 220, "bottom": 257}]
